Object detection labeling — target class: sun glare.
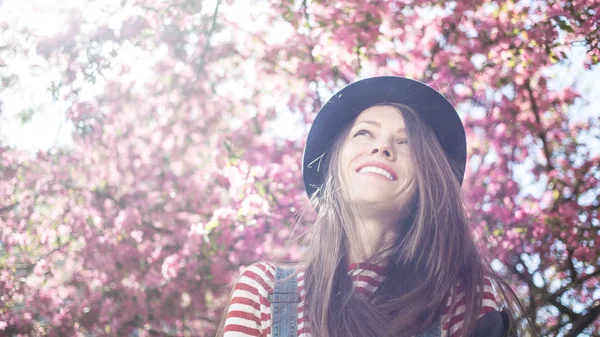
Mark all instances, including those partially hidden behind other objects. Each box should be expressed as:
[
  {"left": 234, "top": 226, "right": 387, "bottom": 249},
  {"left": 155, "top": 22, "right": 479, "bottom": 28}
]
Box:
[
  {"left": 30, "top": 13, "right": 66, "bottom": 37},
  {"left": 4, "top": 0, "right": 86, "bottom": 37}
]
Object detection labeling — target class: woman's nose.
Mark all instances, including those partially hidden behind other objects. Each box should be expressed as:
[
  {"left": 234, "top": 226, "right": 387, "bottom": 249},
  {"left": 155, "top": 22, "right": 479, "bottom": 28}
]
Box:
[{"left": 370, "top": 140, "right": 395, "bottom": 160}]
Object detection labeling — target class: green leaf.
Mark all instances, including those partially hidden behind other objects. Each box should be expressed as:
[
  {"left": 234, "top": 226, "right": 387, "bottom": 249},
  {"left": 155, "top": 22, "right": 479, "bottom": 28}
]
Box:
[
  {"left": 206, "top": 220, "right": 219, "bottom": 233},
  {"left": 256, "top": 182, "right": 267, "bottom": 197},
  {"left": 224, "top": 140, "right": 236, "bottom": 158},
  {"left": 514, "top": 227, "right": 527, "bottom": 234},
  {"left": 555, "top": 17, "right": 574, "bottom": 33},
  {"left": 17, "top": 108, "right": 35, "bottom": 124}
]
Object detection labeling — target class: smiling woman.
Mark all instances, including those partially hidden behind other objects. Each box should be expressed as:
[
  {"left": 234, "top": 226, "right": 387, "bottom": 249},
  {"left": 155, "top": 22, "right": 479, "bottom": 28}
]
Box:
[{"left": 217, "top": 76, "right": 535, "bottom": 337}]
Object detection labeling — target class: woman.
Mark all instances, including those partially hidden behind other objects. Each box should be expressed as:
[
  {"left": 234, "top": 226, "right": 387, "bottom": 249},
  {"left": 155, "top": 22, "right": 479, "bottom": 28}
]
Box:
[{"left": 218, "top": 77, "right": 533, "bottom": 337}]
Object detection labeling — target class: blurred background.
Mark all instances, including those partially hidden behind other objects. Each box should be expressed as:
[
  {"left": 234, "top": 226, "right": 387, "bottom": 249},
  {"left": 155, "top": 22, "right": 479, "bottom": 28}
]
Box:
[{"left": 0, "top": 0, "right": 598, "bottom": 336}]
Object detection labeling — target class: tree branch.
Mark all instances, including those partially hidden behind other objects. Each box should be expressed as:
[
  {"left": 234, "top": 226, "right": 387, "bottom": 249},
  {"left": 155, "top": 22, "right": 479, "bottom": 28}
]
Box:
[
  {"left": 525, "top": 79, "right": 554, "bottom": 172},
  {"left": 196, "top": 0, "right": 222, "bottom": 76},
  {"left": 564, "top": 303, "right": 600, "bottom": 337},
  {"left": 511, "top": 255, "right": 580, "bottom": 321},
  {"left": 0, "top": 202, "right": 19, "bottom": 214},
  {"left": 567, "top": 248, "right": 578, "bottom": 283},
  {"left": 301, "top": 0, "right": 323, "bottom": 110}
]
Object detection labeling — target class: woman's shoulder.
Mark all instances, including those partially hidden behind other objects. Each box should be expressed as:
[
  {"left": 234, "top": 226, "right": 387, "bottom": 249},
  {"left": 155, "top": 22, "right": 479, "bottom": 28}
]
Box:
[
  {"left": 234, "top": 261, "right": 303, "bottom": 294},
  {"left": 234, "top": 262, "right": 278, "bottom": 294},
  {"left": 480, "top": 275, "right": 498, "bottom": 313},
  {"left": 445, "top": 275, "right": 497, "bottom": 306},
  {"left": 441, "top": 275, "right": 500, "bottom": 336},
  {"left": 224, "top": 262, "right": 278, "bottom": 336}
]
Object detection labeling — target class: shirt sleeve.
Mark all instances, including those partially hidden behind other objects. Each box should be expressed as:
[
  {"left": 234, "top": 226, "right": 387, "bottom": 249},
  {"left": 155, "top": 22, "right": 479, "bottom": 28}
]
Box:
[
  {"left": 442, "top": 276, "right": 499, "bottom": 337},
  {"left": 223, "top": 262, "right": 274, "bottom": 337},
  {"left": 479, "top": 276, "right": 499, "bottom": 316}
]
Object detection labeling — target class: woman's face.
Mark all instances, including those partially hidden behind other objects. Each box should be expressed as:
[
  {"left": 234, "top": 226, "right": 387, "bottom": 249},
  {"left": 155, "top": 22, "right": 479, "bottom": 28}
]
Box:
[{"left": 338, "top": 105, "right": 417, "bottom": 216}]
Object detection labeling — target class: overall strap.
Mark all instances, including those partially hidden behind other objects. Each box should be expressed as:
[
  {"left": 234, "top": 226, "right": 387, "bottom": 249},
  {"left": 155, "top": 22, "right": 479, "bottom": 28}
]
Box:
[{"left": 268, "top": 266, "right": 300, "bottom": 337}]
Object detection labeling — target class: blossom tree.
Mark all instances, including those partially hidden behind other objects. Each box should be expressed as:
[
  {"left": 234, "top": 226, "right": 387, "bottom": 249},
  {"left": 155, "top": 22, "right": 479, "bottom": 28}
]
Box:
[{"left": 0, "top": 0, "right": 598, "bottom": 336}]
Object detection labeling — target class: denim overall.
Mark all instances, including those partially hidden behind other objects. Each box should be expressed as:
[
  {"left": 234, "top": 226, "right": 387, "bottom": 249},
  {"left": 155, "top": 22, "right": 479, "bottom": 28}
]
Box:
[{"left": 268, "top": 266, "right": 441, "bottom": 337}]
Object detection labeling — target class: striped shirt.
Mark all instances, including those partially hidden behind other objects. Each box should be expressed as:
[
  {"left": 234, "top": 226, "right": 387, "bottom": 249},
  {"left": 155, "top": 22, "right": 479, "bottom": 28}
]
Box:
[{"left": 223, "top": 262, "right": 498, "bottom": 337}]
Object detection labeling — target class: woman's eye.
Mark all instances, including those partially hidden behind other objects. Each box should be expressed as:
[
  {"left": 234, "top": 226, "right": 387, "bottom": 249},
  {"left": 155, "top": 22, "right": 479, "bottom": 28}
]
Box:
[
  {"left": 353, "top": 129, "right": 372, "bottom": 137},
  {"left": 396, "top": 139, "right": 408, "bottom": 145}
]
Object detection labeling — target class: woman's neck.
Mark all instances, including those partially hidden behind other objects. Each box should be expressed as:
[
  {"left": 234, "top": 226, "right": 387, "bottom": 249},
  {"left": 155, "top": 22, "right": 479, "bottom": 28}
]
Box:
[{"left": 347, "top": 216, "right": 398, "bottom": 264}]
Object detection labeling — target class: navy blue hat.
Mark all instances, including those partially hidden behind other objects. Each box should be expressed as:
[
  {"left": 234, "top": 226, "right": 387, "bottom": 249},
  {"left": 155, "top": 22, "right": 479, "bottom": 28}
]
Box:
[{"left": 302, "top": 76, "right": 467, "bottom": 199}]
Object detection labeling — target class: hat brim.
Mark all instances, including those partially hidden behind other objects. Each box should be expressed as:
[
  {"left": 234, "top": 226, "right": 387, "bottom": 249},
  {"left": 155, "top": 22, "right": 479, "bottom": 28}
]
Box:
[{"left": 302, "top": 76, "right": 466, "bottom": 199}]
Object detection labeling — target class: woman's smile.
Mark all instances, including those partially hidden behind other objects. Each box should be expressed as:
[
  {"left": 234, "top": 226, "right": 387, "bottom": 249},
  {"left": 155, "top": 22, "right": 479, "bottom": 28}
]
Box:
[{"left": 355, "top": 162, "right": 398, "bottom": 180}]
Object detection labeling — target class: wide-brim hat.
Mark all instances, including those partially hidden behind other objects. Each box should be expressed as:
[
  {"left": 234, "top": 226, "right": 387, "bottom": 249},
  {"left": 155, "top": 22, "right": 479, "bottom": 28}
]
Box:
[{"left": 302, "top": 76, "right": 466, "bottom": 199}]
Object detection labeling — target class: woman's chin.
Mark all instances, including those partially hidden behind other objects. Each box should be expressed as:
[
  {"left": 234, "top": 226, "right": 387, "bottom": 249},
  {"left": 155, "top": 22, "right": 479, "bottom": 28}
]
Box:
[
  {"left": 351, "top": 195, "right": 399, "bottom": 209},
  {"left": 347, "top": 192, "right": 412, "bottom": 214}
]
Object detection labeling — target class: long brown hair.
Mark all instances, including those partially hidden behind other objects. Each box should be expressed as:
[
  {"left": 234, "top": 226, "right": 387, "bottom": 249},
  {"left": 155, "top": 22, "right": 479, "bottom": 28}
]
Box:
[{"left": 290, "top": 103, "right": 532, "bottom": 337}]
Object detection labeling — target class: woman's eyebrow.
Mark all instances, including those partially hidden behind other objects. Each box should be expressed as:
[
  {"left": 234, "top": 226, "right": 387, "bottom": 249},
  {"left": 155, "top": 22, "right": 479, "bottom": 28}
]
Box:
[{"left": 356, "top": 120, "right": 406, "bottom": 133}]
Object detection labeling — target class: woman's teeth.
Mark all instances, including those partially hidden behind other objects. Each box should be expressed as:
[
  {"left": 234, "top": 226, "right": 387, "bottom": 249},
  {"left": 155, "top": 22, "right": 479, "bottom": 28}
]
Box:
[{"left": 357, "top": 166, "right": 394, "bottom": 180}]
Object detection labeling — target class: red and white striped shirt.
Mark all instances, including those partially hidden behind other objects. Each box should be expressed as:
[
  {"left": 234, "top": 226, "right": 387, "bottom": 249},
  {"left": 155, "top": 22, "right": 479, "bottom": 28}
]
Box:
[{"left": 223, "top": 262, "right": 498, "bottom": 337}]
